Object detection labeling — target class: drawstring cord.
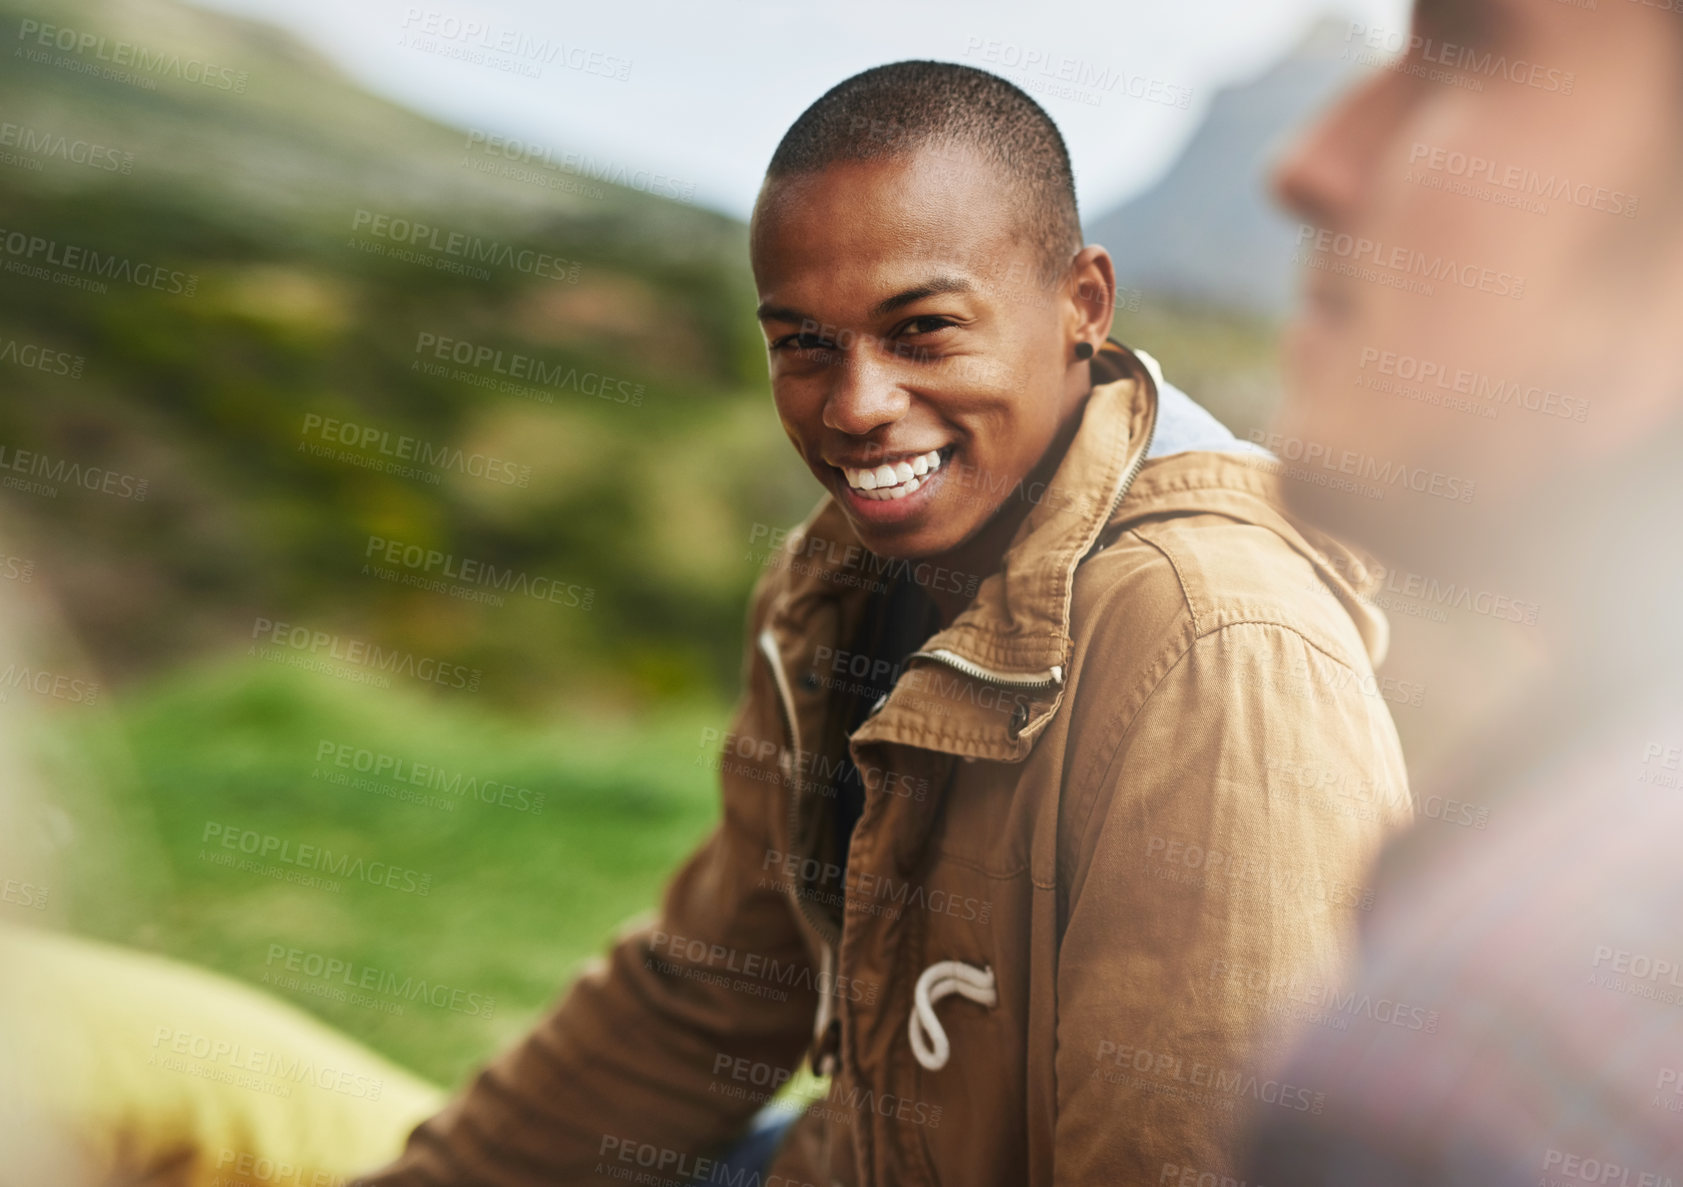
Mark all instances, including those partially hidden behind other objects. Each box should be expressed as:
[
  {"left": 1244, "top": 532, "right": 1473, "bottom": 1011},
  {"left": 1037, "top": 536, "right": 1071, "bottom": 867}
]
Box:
[{"left": 908, "top": 960, "right": 997, "bottom": 1071}]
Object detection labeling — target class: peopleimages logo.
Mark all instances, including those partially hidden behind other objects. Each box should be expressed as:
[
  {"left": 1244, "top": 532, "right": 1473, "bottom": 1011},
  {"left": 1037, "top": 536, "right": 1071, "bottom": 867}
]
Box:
[
  {"left": 200, "top": 821, "right": 433, "bottom": 896},
  {"left": 460, "top": 131, "right": 694, "bottom": 202},
  {"left": 1407, "top": 143, "right": 1638, "bottom": 219},
  {"left": 1296, "top": 225, "right": 1525, "bottom": 299},
  {"left": 1248, "top": 430, "right": 1477, "bottom": 504},
  {"left": 249, "top": 616, "right": 482, "bottom": 691},
  {"left": 0, "top": 333, "right": 85, "bottom": 379},
  {"left": 1357, "top": 347, "right": 1590, "bottom": 423},
  {"left": 362, "top": 534, "right": 594, "bottom": 610},
  {"left": 1209, "top": 956, "right": 1442, "bottom": 1033},
  {"left": 214, "top": 1148, "right": 351, "bottom": 1186},
  {"left": 262, "top": 943, "right": 495, "bottom": 1018},
  {"left": 1540, "top": 1148, "right": 1672, "bottom": 1187},
  {"left": 298, "top": 413, "right": 530, "bottom": 488},
  {"left": 0, "top": 224, "right": 198, "bottom": 295},
  {"left": 314, "top": 737, "right": 547, "bottom": 814},
  {"left": 1092, "top": 1039, "right": 1326, "bottom": 1114},
  {"left": 15, "top": 17, "right": 250, "bottom": 92},
  {"left": 2, "top": 878, "right": 49, "bottom": 910},
  {"left": 398, "top": 9, "right": 631, "bottom": 81},
  {"left": 0, "top": 441, "right": 148, "bottom": 501},
  {"left": 747, "top": 522, "right": 981, "bottom": 599},
  {"left": 151, "top": 1025, "right": 383, "bottom": 1101},
  {"left": 348, "top": 209, "right": 582, "bottom": 284},
  {"left": 0, "top": 120, "right": 134, "bottom": 174},
  {"left": 1344, "top": 23, "right": 1576, "bottom": 94},
  {"left": 411, "top": 332, "right": 644, "bottom": 406},
  {"left": 962, "top": 36, "right": 1193, "bottom": 108},
  {"left": 0, "top": 661, "right": 100, "bottom": 705}
]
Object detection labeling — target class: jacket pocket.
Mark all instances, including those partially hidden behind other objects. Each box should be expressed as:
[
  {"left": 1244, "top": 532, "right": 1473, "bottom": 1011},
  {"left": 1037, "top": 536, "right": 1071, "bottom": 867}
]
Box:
[{"left": 928, "top": 759, "right": 1032, "bottom": 878}]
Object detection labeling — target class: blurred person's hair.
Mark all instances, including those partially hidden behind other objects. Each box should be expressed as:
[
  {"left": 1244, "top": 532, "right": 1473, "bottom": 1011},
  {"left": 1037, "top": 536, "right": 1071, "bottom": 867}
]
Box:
[{"left": 765, "top": 60, "right": 1082, "bottom": 284}]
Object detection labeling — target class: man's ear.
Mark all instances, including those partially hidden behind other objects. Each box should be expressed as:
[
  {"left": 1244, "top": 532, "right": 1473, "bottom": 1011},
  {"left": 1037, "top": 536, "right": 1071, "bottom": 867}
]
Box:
[{"left": 1067, "top": 245, "right": 1116, "bottom": 347}]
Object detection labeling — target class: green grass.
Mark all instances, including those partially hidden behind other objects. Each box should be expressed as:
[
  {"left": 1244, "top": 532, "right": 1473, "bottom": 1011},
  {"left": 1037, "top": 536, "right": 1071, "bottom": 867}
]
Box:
[{"left": 46, "top": 658, "right": 730, "bottom": 1087}]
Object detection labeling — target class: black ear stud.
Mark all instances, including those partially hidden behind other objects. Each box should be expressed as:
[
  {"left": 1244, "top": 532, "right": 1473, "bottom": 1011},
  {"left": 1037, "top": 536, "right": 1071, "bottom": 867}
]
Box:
[{"left": 1073, "top": 341, "right": 1095, "bottom": 361}]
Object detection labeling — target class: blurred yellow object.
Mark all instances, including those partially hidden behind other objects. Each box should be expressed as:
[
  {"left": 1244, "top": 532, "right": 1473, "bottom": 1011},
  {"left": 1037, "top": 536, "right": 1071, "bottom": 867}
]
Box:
[{"left": 0, "top": 922, "right": 444, "bottom": 1187}]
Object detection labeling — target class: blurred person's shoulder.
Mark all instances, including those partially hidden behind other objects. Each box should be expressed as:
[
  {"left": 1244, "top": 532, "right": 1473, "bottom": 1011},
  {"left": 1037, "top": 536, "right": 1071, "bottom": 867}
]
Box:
[{"left": 1253, "top": 669, "right": 1683, "bottom": 1184}]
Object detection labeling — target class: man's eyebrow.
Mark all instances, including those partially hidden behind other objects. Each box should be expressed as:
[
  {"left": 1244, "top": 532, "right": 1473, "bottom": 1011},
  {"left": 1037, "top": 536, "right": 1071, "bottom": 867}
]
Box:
[
  {"left": 754, "top": 276, "right": 976, "bottom": 325},
  {"left": 872, "top": 276, "right": 974, "bottom": 317},
  {"left": 755, "top": 301, "right": 806, "bottom": 324}
]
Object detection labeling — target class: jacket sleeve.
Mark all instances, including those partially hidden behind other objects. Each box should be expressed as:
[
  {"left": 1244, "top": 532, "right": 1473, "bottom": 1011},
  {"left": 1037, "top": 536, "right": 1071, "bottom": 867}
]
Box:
[
  {"left": 1051, "top": 620, "right": 1411, "bottom": 1185},
  {"left": 355, "top": 574, "right": 819, "bottom": 1186}
]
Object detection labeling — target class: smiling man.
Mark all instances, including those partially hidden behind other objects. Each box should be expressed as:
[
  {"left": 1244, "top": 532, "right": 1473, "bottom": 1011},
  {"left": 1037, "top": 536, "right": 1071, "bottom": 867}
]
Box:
[
  {"left": 358, "top": 62, "right": 1410, "bottom": 1187},
  {"left": 750, "top": 74, "right": 1099, "bottom": 594}
]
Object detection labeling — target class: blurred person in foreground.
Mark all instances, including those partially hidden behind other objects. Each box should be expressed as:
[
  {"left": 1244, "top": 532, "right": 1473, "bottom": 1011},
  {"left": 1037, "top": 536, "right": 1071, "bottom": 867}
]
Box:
[
  {"left": 361, "top": 63, "right": 1412, "bottom": 1186},
  {"left": 0, "top": 552, "right": 443, "bottom": 1187},
  {"left": 1244, "top": 1, "right": 1683, "bottom": 1182}
]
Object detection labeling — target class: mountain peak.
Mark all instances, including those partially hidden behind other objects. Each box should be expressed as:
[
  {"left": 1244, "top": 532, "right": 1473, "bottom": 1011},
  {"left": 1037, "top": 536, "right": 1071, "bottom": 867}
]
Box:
[{"left": 1087, "top": 11, "right": 1372, "bottom": 315}]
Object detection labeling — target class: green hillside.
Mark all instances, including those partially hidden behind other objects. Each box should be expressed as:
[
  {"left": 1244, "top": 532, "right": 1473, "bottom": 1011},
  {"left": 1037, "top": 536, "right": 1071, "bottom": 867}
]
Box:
[{"left": 0, "top": 0, "right": 818, "bottom": 711}]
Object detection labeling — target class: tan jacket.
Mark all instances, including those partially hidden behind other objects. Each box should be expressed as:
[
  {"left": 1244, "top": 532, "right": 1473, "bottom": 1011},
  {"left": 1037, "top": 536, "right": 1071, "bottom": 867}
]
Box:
[{"left": 359, "top": 342, "right": 1412, "bottom": 1187}]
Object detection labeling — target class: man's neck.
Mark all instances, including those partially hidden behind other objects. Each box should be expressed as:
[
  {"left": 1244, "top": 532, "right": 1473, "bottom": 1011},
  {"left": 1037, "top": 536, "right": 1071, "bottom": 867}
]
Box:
[{"left": 920, "top": 390, "right": 1093, "bottom": 627}]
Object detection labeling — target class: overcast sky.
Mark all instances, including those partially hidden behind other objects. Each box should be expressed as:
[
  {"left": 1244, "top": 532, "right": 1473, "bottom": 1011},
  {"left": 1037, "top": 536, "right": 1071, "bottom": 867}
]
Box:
[{"left": 196, "top": 0, "right": 1409, "bottom": 220}]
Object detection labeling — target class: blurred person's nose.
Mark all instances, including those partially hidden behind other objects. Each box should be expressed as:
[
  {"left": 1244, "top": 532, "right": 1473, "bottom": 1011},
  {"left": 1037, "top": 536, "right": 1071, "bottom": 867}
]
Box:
[
  {"left": 822, "top": 345, "right": 912, "bottom": 438},
  {"left": 1271, "top": 70, "right": 1405, "bottom": 231}
]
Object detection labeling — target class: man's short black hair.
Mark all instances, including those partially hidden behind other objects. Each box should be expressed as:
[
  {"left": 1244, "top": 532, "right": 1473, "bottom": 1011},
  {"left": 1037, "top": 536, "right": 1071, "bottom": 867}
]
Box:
[{"left": 764, "top": 60, "right": 1083, "bottom": 285}]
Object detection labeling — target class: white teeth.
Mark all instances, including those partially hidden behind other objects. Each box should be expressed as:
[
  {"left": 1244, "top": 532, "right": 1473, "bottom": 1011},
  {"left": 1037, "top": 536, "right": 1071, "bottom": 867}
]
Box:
[{"left": 839, "top": 449, "right": 948, "bottom": 494}]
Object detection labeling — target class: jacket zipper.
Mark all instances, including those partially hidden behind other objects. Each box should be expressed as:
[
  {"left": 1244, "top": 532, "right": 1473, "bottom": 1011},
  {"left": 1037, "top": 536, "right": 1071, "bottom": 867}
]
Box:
[
  {"left": 905, "top": 648, "right": 1064, "bottom": 689},
  {"left": 757, "top": 627, "right": 846, "bottom": 1081},
  {"left": 903, "top": 369, "right": 1157, "bottom": 694},
  {"left": 757, "top": 627, "right": 842, "bottom": 949},
  {"left": 1097, "top": 346, "right": 1159, "bottom": 545}
]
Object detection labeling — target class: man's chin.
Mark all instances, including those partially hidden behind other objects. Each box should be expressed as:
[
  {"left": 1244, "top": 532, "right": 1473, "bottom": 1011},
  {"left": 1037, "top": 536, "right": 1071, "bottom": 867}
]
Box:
[{"left": 847, "top": 523, "right": 963, "bottom": 563}]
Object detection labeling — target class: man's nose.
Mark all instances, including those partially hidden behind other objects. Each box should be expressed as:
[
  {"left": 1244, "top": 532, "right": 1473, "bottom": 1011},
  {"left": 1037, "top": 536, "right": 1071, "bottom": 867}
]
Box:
[
  {"left": 822, "top": 348, "right": 910, "bottom": 437},
  {"left": 1270, "top": 69, "right": 1396, "bottom": 232}
]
